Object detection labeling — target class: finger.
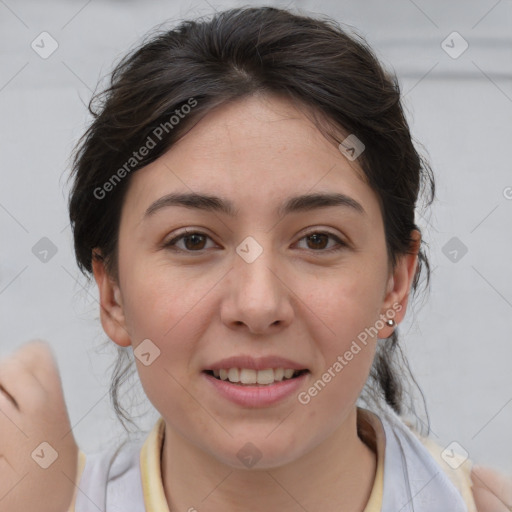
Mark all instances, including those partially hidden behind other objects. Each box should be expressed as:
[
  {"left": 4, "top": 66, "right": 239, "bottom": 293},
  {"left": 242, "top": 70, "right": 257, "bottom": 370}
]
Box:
[
  {"left": 4, "top": 340, "right": 65, "bottom": 408},
  {"left": 14, "top": 341, "right": 70, "bottom": 421},
  {"left": 0, "top": 356, "right": 46, "bottom": 413},
  {"left": 9, "top": 341, "right": 76, "bottom": 446},
  {"left": 0, "top": 381, "right": 19, "bottom": 410},
  {"left": 11, "top": 340, "right": 60, "bottom": 390}
]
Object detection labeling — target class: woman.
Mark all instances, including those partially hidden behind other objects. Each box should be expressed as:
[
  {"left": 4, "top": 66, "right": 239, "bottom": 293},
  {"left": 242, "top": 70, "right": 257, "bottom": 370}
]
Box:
[{"left": 0, "top": 6, "right": 510, "bottom": 512}]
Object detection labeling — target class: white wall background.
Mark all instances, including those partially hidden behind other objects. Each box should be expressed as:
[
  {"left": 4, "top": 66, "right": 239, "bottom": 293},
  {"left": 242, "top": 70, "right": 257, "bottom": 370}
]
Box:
[{"left": 1, "top": 0, "right": 511, "bottom": 472}]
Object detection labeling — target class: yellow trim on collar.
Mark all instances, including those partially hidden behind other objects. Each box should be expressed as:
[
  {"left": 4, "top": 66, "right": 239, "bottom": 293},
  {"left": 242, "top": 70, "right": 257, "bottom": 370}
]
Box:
[
  {"left": 361, "top": 409, "right": 385, "bottom": 512},
  {"left": 138, "top": 412, "right": 384, "bottom": 512},
  {"left": 140, "top": 416, "right": 170, "bottom": 512}
]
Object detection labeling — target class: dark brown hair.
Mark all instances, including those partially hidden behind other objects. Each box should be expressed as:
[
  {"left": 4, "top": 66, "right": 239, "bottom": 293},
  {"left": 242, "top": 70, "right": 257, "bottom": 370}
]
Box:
[{"left": 68, "top": 6, "right": 434, "bottom": 433}]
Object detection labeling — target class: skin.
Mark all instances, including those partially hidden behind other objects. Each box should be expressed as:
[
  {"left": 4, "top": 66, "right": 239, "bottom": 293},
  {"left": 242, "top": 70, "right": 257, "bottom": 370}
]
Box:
[
  {"left": 92, "top": 93, "right": 421, "bottom": 511},
  {"left": 0, "top": 341, "right": 78, "bottom": 512},
  {"left": 472, "top": 466, "right": 512, "bottom": 511}
]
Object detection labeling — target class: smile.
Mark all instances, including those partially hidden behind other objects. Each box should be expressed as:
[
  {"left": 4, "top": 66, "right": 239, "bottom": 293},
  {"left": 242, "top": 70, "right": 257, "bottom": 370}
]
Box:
[
  {"left": 202, "top": 369, "right": 310, "bottom": 408},
  {"left": 205, "top": 368, "right": 309, "bottom": 385}
]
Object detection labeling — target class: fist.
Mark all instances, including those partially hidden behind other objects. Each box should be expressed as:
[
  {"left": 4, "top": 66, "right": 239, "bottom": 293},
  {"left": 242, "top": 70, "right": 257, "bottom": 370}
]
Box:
[{"left": 0, "top": 340, "right": 79, "bottom": 512}]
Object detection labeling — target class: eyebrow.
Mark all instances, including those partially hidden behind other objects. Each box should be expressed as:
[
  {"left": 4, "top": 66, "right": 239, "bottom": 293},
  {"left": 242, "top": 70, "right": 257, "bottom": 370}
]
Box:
[{"left": 143, "top": 191, "right": 366, "bottom": 219}]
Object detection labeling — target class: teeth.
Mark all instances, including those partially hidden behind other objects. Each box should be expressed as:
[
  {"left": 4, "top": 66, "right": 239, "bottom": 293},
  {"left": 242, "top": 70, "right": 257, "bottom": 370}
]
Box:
[
  {"left": 212, "top": 368, "right": 303, "bottom": 385},
  {"left": 240, "top": 369, "right": 257, "bottom": 384},
  {"left": 256, "top": 369, "right": 274, "bottom": 385},
  {"left": 228, "top": 368, "right": 239, "bottom": 382},
  {"left": 283, "top": 369, "right": 295, "bottom": 379}
]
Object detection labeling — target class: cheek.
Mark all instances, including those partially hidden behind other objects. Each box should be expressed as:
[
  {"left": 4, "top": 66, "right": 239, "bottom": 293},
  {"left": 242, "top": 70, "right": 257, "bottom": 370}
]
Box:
[
  {"left": 120, "top": 259, "right": 213, "bottom": 340},
  {"left": 305, "top": 269, "right": 384, "bottom": 347},
  {"left": 118, "top": 261, "right": 218, "bottom": 393},
  {"left": 298, "top": 270, "right": 383, "bottom": 399},
  {"left": 299, "top": 279, "right": 379, "bottom": 414}
]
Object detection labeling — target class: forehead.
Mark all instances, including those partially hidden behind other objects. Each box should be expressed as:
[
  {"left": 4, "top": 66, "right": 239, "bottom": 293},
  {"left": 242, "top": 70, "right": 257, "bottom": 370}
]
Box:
[{"left": 121, "top": 94, "right": 380, "bottom": 223}]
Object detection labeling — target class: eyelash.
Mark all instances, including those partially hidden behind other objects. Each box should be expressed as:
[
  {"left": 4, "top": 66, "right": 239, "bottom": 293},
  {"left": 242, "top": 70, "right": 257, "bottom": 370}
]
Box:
[{"left": 162, "top": 229, "right": 348, "bottom": 254}]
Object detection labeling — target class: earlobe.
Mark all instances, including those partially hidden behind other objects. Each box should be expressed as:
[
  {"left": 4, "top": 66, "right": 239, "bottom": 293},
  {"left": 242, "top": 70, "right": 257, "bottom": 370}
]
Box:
[
  {"left": 378, "top": 230, "right": 421, "bottom": 338},
  {"left": 91, "top": 251, "right": 131, "bottom": 347}
]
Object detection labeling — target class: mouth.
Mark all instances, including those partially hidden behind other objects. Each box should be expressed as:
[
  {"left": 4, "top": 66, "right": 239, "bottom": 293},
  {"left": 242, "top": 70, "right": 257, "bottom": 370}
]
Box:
[{"left": 203, "top": 368, "right": 310, "bottom": 386}]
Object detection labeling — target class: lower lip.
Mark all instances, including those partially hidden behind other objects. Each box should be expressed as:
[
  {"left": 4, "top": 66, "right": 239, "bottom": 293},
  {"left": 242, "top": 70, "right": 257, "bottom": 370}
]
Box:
[{"left": 202, "top": 371, "right": 309, "bottom": 408}]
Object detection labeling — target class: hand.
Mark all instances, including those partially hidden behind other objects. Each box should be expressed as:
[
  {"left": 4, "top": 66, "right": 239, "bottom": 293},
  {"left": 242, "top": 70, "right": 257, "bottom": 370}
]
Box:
[
  {"left": 472, "top": 465, "right": 512, "bottom": 512},
  {"left": 0, "top": 340, "right": 79, "bottom": 512}
]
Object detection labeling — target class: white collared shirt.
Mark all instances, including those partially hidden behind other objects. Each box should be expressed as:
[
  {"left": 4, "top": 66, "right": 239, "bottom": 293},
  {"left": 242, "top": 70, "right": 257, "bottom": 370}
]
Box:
[{"left": 68, "top": 406, "right": 476, "bottom": 511}]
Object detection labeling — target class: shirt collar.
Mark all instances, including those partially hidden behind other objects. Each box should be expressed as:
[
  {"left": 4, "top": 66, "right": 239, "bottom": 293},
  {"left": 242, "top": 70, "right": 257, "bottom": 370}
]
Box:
[{"left": 139, "top": 408, "right": 384, "bottom": 512}]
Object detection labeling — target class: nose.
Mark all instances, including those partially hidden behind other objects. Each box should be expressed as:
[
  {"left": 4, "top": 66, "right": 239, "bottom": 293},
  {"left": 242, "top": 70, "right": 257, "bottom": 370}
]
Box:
[{"left": 220, "top": 246, "right": 294, "bottom": 335}]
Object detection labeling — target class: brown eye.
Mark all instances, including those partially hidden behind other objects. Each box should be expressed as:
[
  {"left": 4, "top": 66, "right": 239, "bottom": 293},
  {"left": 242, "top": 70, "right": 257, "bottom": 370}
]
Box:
[
  {"left": 306, "top": 233, "right": 329, "bottom": 250},
  {"left": 182, "top": 233, "right": 207, "bottom": 250},
  {"left": 297, "top": 231, "right": 347, "bottom": 252},
  {"left": 164, "top": 231, "right": 214, "bottom": 252},
  {"left": 163, "top": 230, "right": 347, "bottom": 254}
]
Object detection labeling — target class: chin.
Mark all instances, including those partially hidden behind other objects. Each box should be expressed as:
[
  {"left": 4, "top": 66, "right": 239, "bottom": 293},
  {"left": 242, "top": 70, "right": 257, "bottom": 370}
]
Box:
[{"left": 211, "top": 437, "right": 308, "bottom": 471}]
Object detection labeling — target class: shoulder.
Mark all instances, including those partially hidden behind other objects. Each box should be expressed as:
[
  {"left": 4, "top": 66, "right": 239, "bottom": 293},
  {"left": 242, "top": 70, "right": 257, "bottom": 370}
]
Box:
[
  {"left": 410, "top": 429, "right": 477, "bottom": 511},
  {"left": 406, "top": 424, "right": 512, "bottom": 512},
  {"left": 360, "top": 407, "right": 471, "bottom": 510}
]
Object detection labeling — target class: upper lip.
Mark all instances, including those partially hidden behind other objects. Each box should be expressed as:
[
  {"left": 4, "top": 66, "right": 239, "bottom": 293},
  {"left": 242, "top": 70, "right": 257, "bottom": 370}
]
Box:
[{"left": 204, "top": 355, "right": 309, "bottom": 371}]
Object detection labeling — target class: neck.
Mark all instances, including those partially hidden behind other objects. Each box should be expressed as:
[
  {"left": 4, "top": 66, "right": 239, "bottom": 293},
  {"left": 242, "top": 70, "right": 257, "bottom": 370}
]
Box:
[{"left": 161, "top": 406, "right": 377, "bottom": 512}]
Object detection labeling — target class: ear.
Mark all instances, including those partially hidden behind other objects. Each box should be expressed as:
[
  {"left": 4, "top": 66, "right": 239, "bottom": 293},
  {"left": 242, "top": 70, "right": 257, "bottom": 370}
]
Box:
[
  {"left": 91, "top": 250, "right": 132, "bottom": 347},
  {"left": 378, "top": 229, "right": 421, "bottom": 338}
]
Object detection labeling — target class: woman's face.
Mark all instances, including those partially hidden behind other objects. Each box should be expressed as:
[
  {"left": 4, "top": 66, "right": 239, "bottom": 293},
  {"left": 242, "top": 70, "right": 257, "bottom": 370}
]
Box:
[{"left": 94, "top": 94, "right": 418, "bottom": 469}]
